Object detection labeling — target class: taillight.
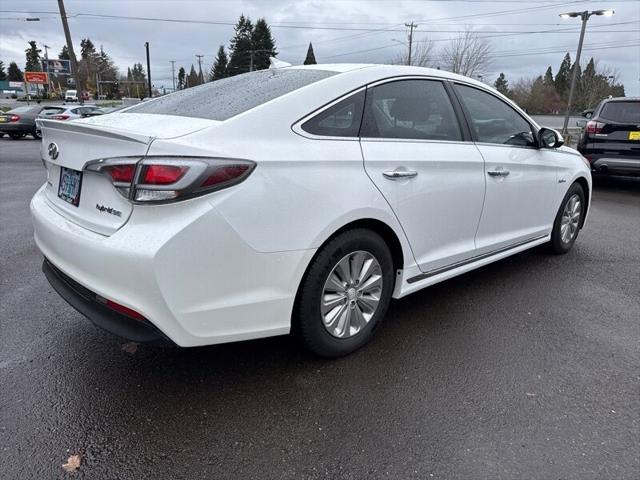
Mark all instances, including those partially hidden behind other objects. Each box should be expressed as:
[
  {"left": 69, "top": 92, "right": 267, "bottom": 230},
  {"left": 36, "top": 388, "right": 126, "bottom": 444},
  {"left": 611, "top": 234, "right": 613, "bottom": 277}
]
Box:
[
  {"left": 9, "top": 115, "right": 20, "bottom": 122},
  {"left": 51, "top": 114, "right": 70, "bottom": 120},
  {"left": 96, "top": 295, "right": 147, "bottom": 321},
  {"left": 141, "top": 165, "right": 188, "bottom": 185},
  {"left": 585, "top": 120, "right": 604, "bottom": 135},
  {"left": 85, "top": 156, "right": 255, "bottom": 203}
]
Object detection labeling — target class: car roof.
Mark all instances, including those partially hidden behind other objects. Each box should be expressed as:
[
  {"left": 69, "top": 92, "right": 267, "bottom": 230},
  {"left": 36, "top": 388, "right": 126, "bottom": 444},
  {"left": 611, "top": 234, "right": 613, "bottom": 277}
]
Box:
[
  {"left": 601, "top": 97, "right": 639, "bottom": 102},
  {"left": 285, "top": 63, "right": 491, "bottom": 90}
]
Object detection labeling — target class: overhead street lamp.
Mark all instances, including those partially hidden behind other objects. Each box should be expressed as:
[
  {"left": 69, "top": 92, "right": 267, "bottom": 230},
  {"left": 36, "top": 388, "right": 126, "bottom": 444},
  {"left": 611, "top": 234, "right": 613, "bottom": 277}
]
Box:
[{"left": 559, "top": 9, "right": 615, "bottom": 135}]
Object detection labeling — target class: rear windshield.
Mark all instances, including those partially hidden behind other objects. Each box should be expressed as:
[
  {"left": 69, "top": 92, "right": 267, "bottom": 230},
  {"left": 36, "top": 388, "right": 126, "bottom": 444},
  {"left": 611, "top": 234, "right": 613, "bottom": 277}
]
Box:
[
  {"left": 9, "top": 106, "right": 39, "bottom": 114},
  {"left": 126, "top": 68, "right": 337, "bottom": 121},
  {"left": 599, "top": 101, "right": 640, "bottom": 123},
  {"left": 40, "top": 107, "right": 66, "bottom": 116}
]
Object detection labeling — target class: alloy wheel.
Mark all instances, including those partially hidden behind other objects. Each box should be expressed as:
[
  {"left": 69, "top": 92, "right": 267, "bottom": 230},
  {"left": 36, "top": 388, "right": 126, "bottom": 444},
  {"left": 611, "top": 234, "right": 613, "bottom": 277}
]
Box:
[
  {"left": 320, "top": 250, "right": 383, "bottom": 338},
  {"left": 560, "top": 194, "right": 581, "bottom": 244}
]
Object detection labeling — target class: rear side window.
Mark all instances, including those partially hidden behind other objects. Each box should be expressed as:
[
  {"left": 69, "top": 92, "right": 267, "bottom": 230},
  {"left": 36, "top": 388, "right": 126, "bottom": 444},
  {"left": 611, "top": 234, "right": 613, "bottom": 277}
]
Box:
[
  {"left": 360, "top": 80, "right": 462, "bottom": 141},
  {"left": 301, "top": 90, "right": 365, "bottom": 137},
  {"left": 599, "top": 101, "right": 640, "bottom": 123},
  {"left": 126, "top": 69, "right": 337, "bottom": 121},
  {"left": 455, "top": 84, "right": 534, "bottom": 147}
]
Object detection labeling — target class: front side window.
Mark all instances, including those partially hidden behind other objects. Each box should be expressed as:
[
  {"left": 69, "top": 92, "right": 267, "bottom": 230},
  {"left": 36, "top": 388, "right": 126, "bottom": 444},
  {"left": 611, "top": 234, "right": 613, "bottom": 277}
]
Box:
[
  {"left": 455, "top": 84, "right": 535, "bottom": 147},
  {"left": 361, "top": 80, "right": 462, "bottom": 141},
  {"left": 301, "top": 90, "right": 365, "bottom": 137}
]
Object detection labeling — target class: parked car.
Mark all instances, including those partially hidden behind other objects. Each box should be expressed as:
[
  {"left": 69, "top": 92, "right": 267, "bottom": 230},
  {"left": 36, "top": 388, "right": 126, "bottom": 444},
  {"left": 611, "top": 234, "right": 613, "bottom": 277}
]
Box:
[
  {"left": 32, "top": 64, "right": 592, "bottom": 357},
  {"left": 0, "top": 105, "right": 46, "bottom": 139},
  {"left": 64, "top": 90, "right": 78, "bottom": 102},
  {"left": 577, "top": 97, "right": 640, "bottom": 176}
]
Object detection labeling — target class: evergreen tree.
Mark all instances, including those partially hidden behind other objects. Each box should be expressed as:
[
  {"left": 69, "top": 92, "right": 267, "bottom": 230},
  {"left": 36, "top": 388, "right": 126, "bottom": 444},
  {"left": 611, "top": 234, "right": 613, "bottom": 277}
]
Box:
[
  {"left": 493, "top": 72, "right": 509, "bottom": 95},
  {"left": 227, "top": 14, "right": 254, "bottom": 76},
  {"left": 187, "top": 64, "right": 200, "bottom": 87},
  {"left": 554, "top": 53, "right": 572, "bottom": 97},
  {"left": 0, "top": 61, "right": 6, "bottom": 81},
  {"left": 80, "top": 38, "right": 97, "bottom": 60},
  {"left": 59, "top": 45, "right": 70, "bottom": 60},
  {"left": 177, "top": 66, "right": 186, "bottom": 89},
  {"left": 25, "top": 41, "right": 42, "bottom": 71},
  {"left": 543, "top": 66, "right": 554, "bottom": 86},
  {"left": 250, "top": 18, "right": 277, "bottom": 71},
  {"left": 210, "top": 46, "right": 229, "bottom": 81},
  {"left": 8, "top": 62, "right": 23, "bottom": 81},
  {"left": 304, "top": 43, "right": 317, "bottom": 65}
]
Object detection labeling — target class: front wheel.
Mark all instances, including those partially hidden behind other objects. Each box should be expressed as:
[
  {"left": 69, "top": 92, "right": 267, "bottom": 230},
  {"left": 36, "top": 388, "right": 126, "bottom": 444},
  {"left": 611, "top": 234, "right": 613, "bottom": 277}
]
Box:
[
  {"left": 294, "top": 229, "right": 395, "bottom": 357},
  {"left": 549, "top": 183, "right": 585, "bottom": 254}
]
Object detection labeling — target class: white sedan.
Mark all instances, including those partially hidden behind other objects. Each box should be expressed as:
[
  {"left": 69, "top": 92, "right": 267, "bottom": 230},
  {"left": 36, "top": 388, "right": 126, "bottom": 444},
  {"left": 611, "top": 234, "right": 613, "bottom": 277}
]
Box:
[{"left": 31, "top": 64, "right": 591, "bottom": 357}]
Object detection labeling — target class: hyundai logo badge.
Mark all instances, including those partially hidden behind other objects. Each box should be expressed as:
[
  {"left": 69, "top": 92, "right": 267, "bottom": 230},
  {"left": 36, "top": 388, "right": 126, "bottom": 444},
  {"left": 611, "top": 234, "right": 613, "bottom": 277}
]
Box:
[{"left": 48, "top": 142, "right": 59, "bottom": 160}]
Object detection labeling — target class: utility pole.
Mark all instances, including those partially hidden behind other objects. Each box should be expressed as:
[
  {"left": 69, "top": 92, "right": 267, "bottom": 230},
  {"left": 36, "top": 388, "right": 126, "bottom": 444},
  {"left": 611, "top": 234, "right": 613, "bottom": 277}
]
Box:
[
  {"left": 145, "top": 42, "right": 152, "bottom": 97},
  {"left": 195, "top": 54, "right": 204, "bottom": 82},
  {"left": 405, "top": 22, "right": 417, "bottom": 66},
  {"left": 56, "top": 0, "right": 83, "bottom": 103},
  {"left": 169, "top": 60, "right": 176, "bottom": 91}
]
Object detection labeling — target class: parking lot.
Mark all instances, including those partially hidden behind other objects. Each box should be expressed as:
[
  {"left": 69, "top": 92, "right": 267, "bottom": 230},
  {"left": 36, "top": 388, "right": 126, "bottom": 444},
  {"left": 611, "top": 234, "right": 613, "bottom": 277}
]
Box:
[{"left": 1, "top": 137, "right": 638, "bottom": 479}]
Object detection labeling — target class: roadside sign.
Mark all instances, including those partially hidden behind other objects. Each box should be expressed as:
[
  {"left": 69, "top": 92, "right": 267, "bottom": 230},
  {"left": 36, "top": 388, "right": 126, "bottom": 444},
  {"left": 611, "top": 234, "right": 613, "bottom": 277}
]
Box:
[
  {"left": 8, "top": 81, "right": 24, "bottom": 89},
  {"left": 42, "top": 59, "right": 72, "bottom": 75},
  {"left": 24, "top": 72, "right": 49, "bottom": 84}
]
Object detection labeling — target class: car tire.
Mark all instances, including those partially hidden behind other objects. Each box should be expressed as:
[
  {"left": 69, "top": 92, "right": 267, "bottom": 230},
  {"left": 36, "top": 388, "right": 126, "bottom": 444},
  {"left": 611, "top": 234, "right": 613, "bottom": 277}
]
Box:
[
  {"left": 549, "top": 182, "right": 585, "bottom": 254},
  {"left": 294, "top": 228, "right": 395, "bottom": 357},
  {"left": 32, "top": 127, "right": 42, "bottom": 140},
  {"left": 8, "top": 132, "right": 25, "bottom": 140}
]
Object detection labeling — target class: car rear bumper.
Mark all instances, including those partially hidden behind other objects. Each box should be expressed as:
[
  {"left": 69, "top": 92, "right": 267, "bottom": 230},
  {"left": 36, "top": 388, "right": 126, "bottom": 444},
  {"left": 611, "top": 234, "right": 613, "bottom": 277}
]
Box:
[
  {"left": 0, "top": 122, "right": 33, "bottom": 133},
  {"left": 30, "top": 185, "right": 316, "bottom": 347},
  {"left": 43, "top": 257, "right": 173, "bottom": 344},
  {"left": 590, "top": 156, "right": 640, "bottom": 176}
]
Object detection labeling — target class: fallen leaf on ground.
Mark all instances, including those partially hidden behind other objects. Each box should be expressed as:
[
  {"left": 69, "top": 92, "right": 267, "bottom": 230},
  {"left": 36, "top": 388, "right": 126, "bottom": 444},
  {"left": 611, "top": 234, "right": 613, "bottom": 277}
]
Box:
[
  {"left": 122, "top": 342, "right": 138, "bottom": 354},
  {"left": 62, "top": 454, "right": 81, "bottom": 472}
]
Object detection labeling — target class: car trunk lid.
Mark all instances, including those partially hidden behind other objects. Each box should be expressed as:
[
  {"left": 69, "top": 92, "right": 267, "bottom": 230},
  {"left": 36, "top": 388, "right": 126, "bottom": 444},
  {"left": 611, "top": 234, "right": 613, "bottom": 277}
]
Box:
[{"left": 38, "top": 114, "right": 218, "bottom": 236}]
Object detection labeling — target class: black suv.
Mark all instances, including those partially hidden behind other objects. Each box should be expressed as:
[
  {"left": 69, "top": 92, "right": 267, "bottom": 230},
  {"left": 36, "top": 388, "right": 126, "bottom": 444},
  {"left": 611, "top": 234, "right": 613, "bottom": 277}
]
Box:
[{"left": 577, "top": 97, "right": 640, "bottom": 176}]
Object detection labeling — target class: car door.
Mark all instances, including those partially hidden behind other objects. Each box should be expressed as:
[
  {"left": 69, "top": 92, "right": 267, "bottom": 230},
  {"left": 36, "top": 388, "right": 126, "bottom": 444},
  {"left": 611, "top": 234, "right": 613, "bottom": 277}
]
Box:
[
  {"left": 453, "top": 83, "right": 558, "bottom": 254},
  {"left": 361, "top": 79, "right": 486, "bottom": 273}
]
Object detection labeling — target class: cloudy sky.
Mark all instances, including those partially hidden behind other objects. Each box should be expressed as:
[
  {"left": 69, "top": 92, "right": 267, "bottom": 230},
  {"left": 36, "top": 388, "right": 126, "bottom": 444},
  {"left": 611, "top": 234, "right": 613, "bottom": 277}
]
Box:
[{"left": 1, "top": 0, "right": 639, "bottom": 95}]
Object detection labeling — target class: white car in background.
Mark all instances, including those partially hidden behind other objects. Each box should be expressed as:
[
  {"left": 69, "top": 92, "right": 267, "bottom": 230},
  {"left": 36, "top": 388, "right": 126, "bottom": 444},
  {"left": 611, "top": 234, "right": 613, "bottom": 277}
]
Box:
[
  {"left": 31, "top": 64, "right": 591, "bottom": 357},
  {"left": 38, "top": 104, "right": 101, "bottom": 121}
]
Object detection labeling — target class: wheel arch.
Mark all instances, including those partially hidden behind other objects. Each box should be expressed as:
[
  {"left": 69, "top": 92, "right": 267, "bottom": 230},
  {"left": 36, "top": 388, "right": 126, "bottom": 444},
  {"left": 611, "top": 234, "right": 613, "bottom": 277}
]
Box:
[
  {"left": 573, "top": 176, "right": 590, "bottom": 228},
  {"left": 291, "top": 217, "right": 405, "bottom": 335}
]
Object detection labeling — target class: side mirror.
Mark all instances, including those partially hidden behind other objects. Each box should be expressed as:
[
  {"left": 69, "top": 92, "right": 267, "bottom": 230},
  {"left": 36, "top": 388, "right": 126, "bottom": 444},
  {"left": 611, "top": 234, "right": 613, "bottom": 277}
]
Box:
[
  {"left": 576, "top": 119, "right": 587, "bottom": 128},
  {"left": 539, "top": 127, "right": 565, "bottom": 149},
  {"left": 583, "top": 110, "right": 593, "bottom": 119}
]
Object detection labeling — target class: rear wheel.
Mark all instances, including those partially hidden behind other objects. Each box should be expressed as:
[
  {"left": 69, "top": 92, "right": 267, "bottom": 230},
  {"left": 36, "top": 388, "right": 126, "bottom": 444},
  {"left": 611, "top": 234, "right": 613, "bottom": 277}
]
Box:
[
  {"left": 294, "top": 229, "right": 394, "bottom": 357},
  {"left": 550, "top": 183, "right": 585, "bottom": 254},
  {"left": 32, "top": 126, "right": 42, "bottom": 140}
]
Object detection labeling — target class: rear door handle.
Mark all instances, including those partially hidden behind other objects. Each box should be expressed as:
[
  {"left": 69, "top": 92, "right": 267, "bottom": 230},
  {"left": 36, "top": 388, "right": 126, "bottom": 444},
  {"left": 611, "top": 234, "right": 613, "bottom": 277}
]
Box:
[
  {"left": 487, "top": 168, "right": 510, "bottom": 177},
  {"left": 383, "top": 169, "right": 418, "bottom": 180}
]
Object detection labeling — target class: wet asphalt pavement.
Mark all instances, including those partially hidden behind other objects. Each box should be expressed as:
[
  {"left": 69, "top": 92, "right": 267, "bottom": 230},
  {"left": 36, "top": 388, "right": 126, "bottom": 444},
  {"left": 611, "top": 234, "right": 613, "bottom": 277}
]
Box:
[{"left": 1, "top": 137, "right": 639, "bottom": 479}]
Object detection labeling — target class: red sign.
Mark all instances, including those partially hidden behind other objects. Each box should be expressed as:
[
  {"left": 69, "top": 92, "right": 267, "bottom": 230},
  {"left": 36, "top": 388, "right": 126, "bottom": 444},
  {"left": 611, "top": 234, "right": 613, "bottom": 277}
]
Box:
[{"left": 24, "top": 72, "right": 49, "bottom": 84}]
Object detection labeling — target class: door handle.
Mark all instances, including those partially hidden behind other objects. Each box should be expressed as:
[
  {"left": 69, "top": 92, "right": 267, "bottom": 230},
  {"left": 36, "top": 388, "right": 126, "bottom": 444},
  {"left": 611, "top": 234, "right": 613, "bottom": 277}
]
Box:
[
  {"left": 487, "top": 168, "right": 510, "bottom": 177},
  {"left": 383, "top": 169, "right": 418, "bottom": 180}
]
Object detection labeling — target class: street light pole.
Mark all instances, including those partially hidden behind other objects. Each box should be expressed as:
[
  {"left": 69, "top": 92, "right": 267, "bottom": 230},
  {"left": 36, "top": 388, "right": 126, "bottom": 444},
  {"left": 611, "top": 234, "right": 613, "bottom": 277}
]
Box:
[{"left": 560, "top": 9, "right": 614, "bottom": 135}]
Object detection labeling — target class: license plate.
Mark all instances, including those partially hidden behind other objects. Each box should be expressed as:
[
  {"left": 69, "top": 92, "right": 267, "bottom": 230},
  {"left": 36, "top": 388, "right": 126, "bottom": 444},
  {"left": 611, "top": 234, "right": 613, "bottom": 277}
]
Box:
[
  {"left": 58, "top": 167, "right": 83, "bottom": 207},
  {"left": 629, "top": 131, "right": 640, "bottom": 141},
  {"left": 0, "top": 117, "right": 7, "bottom": 123}
]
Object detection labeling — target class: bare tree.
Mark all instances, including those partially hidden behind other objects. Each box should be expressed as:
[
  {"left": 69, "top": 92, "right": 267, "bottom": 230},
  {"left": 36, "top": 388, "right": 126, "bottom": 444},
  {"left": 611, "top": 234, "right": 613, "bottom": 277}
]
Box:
[
  {"left": 393, "top": 38, "right": 435, "bottom": 67},
  {"left": 441, "top": 28, "right": 492, "bottom": 77}
]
